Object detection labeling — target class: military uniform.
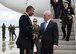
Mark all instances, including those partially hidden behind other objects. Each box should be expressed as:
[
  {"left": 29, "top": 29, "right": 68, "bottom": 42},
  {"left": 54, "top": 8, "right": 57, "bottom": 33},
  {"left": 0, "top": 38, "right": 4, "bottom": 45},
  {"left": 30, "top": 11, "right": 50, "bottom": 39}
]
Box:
[
  {"left": 60, "top": 7, "right": 74, "bottom": 41},
  {"left": 32, "top": 25, "right": 41, "bottom": 54}
]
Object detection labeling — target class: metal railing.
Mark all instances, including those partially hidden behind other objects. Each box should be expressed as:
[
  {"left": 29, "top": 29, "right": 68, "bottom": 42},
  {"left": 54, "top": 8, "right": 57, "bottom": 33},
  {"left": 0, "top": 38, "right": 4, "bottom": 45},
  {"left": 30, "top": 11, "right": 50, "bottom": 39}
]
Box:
[{"left": 73, "top": 0, "right": 76, "bottom": 46}]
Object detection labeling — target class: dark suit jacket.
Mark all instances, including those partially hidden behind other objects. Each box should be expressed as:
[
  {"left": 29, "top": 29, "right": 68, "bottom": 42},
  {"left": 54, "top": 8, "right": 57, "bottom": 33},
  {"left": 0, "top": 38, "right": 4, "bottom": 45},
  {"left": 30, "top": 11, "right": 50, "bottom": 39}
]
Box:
[
  {"left": 66, "top": 0, "right": 71, "bottom": 4},
  {"left": 50, "top": 0, "right": 62, "bottom": 7},
  {"left": 16, "top": 14, "right": 34, "bottom": 49},
  {"left": 50, "top": 0, "right": 57, "bottom": 7},
  {"left": 40, "top": 20, "right": 59, "bottom": 49},
  {"left": 60, "top": 7, "right": 74, "bottom": 22}
]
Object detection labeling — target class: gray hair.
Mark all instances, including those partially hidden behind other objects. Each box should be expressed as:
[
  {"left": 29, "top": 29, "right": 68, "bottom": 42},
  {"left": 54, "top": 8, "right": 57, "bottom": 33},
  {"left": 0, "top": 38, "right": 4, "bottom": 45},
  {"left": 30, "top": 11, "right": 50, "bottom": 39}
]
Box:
[{"left": 43, "top": 10, "right": 52, "bottom": 16}]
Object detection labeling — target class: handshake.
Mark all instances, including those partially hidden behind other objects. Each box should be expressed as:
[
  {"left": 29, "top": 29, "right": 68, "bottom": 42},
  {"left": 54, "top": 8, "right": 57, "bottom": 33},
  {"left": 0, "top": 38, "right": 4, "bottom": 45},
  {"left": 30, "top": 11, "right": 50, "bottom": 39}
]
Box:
[
  {"left": 59, "top": 19, "right": 63, "bottom": 23},
  {"left": 32, "top": 33, "right": 38, "bottom": 40}
]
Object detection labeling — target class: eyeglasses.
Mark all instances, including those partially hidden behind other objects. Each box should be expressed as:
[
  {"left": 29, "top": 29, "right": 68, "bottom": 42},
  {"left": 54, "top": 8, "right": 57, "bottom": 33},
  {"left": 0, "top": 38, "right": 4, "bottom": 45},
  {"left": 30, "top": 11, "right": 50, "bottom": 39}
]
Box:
[{"left": 33, "top": 21, "right": 37, "bottom": 22}]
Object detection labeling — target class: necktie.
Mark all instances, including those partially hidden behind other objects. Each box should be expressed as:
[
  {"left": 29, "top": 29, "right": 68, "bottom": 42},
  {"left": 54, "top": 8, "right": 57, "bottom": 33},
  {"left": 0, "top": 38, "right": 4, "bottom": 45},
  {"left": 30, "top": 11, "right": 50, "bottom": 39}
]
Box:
[
  {"left": 54, "top": 0, "right": 56, "bottom": 3},
  {"left": 44, "top": 22, "right": 47, "bottom": 32}
]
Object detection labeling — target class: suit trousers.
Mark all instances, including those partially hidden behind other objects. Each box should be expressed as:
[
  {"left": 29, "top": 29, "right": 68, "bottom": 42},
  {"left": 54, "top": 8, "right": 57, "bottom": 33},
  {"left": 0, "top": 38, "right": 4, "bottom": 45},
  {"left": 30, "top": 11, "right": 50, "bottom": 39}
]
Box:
[
  {"left": 40, "top": 46, "right": 53, "bottom": 54},
  {"left": 34, "top": 39, "right": 41, "bottom": 54},
  {"left": 20, "top": 49, "right": 33, "bottom": 54},
  {"left": 61, "top": 20, "right": 72, "bottom": 40}
]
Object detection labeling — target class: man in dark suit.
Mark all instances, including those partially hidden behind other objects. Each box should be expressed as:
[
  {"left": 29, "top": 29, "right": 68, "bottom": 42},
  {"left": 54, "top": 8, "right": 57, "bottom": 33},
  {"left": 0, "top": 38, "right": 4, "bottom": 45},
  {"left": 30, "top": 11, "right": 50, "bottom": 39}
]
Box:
[
  {"left": 66, "top": 0, "right": 71, "bottom": 4},
  {"left": 59, "top": 1, "right": 74, "bottom": 41},
  {"left": 50, "top": 0, "right": 63, "bottom": 8},
  {"left": 50, "top": 0, "right": 63, "bottom": 19},
  {"left": 2, "top": 23, "right": 6, "bottom": 39},
  {"left": 57, "top": 0, "right": 63, "bottom": 18},
  {"left": 39, "top": 10, "right": 59, "bottom": 54},
  {"left": 50, "top": 0, "right": 58, "bottom": 19},
  {"left": 16, "top": 6, "right": 35, "bottom": 54}
]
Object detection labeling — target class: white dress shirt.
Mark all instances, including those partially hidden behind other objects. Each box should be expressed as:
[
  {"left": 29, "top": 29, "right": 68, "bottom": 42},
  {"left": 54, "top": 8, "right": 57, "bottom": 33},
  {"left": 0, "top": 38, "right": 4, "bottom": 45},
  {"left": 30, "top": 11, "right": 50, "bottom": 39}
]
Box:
[
  {"left": 54, "top": 0, "right": 58, "bottom": 2},
  {"left": 56, "top": 0, "right": 58, "bottom": 2},
  {"left": 44, "top": 18, "right": 51, "bottom": 30}
]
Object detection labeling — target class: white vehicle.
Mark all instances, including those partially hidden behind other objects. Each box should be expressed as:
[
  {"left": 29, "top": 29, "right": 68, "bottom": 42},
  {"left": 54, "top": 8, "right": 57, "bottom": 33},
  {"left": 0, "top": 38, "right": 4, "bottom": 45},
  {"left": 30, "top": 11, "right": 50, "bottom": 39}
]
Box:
[{"left": 0, "top": 0, "right": 51, "bottom": 17}]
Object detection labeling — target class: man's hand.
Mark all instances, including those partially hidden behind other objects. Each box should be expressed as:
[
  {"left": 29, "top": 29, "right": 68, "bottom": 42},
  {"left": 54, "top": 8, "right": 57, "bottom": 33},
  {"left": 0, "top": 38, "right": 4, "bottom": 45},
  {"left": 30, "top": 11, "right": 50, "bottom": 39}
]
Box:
[
  {"left": 59, "top": 19, "right": 62, "bottom": 23},
  {"left": 68, "top": 15, "right": 73, "bottom": 20},
  {"left": 53, "top": 45, "right": 58, "bottom": 50},
  {"left": 32, "top": 34, "right": 36, "bottom": 40}
]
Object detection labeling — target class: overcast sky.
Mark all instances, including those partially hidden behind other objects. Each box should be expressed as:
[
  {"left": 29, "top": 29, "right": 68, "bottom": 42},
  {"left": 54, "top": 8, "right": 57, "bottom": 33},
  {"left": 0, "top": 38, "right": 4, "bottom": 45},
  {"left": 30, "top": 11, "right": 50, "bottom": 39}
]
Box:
[
  {"left": 0, "top": 4, "right": 22, "bottom": 27},
  {"left": 0, "top": 4, "right": 43, "bottom": 27}
]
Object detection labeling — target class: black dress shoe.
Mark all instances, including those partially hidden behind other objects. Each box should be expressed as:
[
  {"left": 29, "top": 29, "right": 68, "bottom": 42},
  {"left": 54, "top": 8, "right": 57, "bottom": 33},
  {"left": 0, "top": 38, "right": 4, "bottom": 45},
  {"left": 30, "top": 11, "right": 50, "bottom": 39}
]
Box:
[
  {"left": 62, "top": 37, "right": 65, "bottom": 40},
  {"left": 66, "top": 39, "right": 69, "bottom": 41}
]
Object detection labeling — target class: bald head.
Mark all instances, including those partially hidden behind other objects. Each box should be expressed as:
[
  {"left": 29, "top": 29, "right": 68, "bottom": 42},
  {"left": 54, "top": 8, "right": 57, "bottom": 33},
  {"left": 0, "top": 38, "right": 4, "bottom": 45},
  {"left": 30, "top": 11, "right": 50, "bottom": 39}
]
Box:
[
  {"left": 43, "top": 10, "right": 51, "bottom": 15},
  {"left": 43, "top": 10, "right": 52, "bottom": 21}
]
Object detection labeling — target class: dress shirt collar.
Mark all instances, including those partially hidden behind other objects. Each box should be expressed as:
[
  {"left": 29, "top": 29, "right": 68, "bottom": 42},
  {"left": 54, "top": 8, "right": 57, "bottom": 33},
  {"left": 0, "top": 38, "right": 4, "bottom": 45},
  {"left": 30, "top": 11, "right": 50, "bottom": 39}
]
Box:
[{"left": 45, "top": 18, "right": 51, "bottom": 23}]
